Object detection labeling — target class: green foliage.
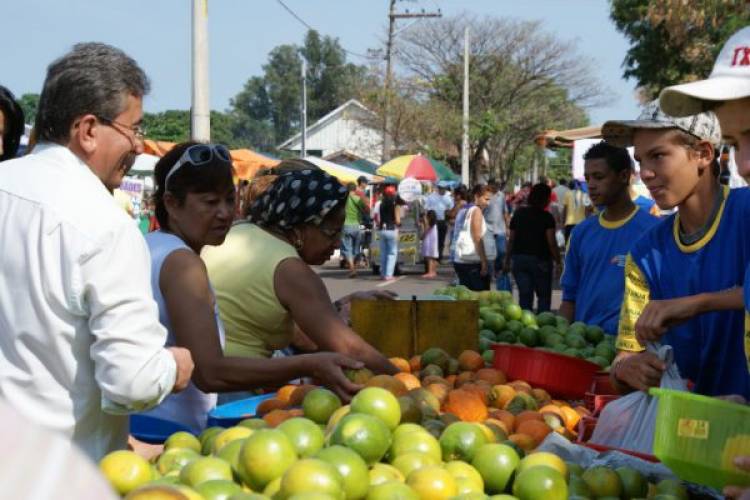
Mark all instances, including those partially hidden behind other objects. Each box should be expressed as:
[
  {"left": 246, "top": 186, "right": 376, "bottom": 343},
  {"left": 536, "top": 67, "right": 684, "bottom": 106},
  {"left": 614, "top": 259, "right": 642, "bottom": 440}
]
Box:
[
  {"left": 18, "top": 93, "right": 39, "bottom": 125},
  {"left": 610, "top": 0, "right": 750, "bottom": 99}
]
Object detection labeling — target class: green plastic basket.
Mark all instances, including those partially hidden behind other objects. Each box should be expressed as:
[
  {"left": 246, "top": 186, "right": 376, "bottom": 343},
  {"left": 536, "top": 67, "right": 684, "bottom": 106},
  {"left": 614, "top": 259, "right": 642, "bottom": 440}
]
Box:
[{"left": 651, "top": 388, "right": 750, "bottom": 490}]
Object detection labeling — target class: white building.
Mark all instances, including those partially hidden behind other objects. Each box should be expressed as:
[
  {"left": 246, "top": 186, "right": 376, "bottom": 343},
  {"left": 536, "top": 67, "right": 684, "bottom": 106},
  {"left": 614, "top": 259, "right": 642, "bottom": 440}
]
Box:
[{"left": 278, "top": 99, "right": 386, "bottom": 165}]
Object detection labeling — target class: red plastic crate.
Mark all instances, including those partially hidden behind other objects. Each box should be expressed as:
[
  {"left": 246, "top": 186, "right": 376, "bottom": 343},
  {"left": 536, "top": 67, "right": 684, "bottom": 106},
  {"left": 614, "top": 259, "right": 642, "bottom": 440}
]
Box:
[
  {"left": 492, "top": 344, "right": 600, "bottom": 400},
  {"left": 584, "top": 392, "right": 621, "bottom": 415},
  {"left": 591, "top": 371, "right": 617, "bottom": 394}
]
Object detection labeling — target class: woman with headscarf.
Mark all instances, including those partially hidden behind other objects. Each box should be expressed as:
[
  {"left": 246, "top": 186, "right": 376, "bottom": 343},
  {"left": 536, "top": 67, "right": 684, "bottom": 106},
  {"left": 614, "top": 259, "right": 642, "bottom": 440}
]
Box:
[
  {"left": 203, "top": 164, "right": 398, "bottom": 402},
  {"left": 0, "top": 86, "right": 25, "bottom": 162}
]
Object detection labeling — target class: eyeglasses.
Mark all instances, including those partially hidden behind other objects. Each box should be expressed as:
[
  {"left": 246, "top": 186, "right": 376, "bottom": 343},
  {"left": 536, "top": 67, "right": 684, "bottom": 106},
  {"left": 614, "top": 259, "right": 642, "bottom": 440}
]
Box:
[
  {"left": 97, "top": 116, "right": 146, "bottom": 142},
  {"left": 165, "top": 143, "right": 232, "bottom": 191}
]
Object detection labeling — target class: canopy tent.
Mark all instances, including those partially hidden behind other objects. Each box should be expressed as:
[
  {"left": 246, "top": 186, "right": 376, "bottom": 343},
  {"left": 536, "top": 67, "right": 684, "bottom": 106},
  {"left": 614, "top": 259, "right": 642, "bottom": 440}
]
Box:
[
  {"left": 142, "top": 140, "right": 280, "bottom": 180},
  {"left": 304, "top": 156, "right": 384, "bottom": 184},
  {"left": 129, "top": 153, "right": 159, "bottom": 174},
  {"left": 377, "top": 154, "right": 459, "bottom": 182}
]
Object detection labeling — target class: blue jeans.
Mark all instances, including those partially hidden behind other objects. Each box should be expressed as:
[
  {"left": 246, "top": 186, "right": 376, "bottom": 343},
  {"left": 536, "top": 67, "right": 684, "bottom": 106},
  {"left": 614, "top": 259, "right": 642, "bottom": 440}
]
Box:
[
  {"left": 511, "top": 254, "right": 552, "bottom": 312},
  {"left": 493, "top": 233, "right": 507, "bottom": 290},
  {"left": 341, "top": 225, "right": 361, "bottom": 262},
  {"left": 454, "top": 262, "right": 491, "bottom": 291},
  {"left": 379, "top": 230, "right": 398, "bottom": 278}
]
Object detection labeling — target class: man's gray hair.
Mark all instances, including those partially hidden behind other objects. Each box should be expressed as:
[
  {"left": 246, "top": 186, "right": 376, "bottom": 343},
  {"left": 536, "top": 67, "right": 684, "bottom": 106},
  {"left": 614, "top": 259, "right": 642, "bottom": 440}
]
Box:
[{"left": 36, "top": 42, "right": 150, "bottom": 143}]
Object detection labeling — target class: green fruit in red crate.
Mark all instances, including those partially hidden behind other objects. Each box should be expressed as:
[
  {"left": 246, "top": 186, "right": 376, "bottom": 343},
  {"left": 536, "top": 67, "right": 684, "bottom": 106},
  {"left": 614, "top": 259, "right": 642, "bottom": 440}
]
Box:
[
  {"left": 389, "top": 425, "right": 441, "bottom": 461},
  {"left": 564, "top": 333, "right": 587, "bottom": 349},
  {"left": 585, "top": 325, "right": 605, "bottom": 344},
  {"left": 543, "top": 333, "right": 564, "bottom": 348},
  {"left": 279, "top": 458, "right": 344, "bottom": 499},
  {"left": 366, "top": 481, "right": 419, "bottom": 500},
  {"left": 496, "top": 331, "right": 516, "bottom": 344},
  {"left": 316, "top": 444, "right": 369, "bottom": 500},
  {"left": 595, "top": 343, "right": 617, "bottom": 363},
  {"left": 518, "top": 328, "right": 539, "bottom": 347},
  {"left": 479, "top": 337, "right": 493, "bottom": 351},
  {"left": 470, "top": 443, "right": 519, "bottom": 493},
  {"left": 506, "top": 320, "right": 523, "bottom": 334},
  {"left": 520, "top": 310, "right": 537, "bottom": 327},
  {"left": 421, "top": 347, "right": 450, "bottom": 372},
  {"left": 351, "top": 387, "right": 401, "bottom": 430},
  {"left": 303, "top": 388, "right": 342, "bottom": 425},
  {"left": 421, "top": 364, "right": 444, "bottom": 379},
  {"left": 485, "top": 314, "right": 506, "bottom": 333},
  {"left": 194, "top": 479, "right": 242, "bottom": 500},
  {"left": 654, "top": 479, "right": 688, "bottom": 499},
  {"left": 179, "top": 456, "right": 233, "bottom": 488},
  {"left": 512, "top": 465, "right": 567, "bottom": 500},
  {"left": 480, "top": 329, "right": 497, "bottom": 340},
  {"left": 581, "top": 466, "right": 623, "bottom": 498},
  {"left": 563, "top": 348, "right": 582, "bottom": 359},
  {"left": 278, "top": 417, "right": 325, "bottom": 458},
  {"left": 237, "top": 429, "right": 297, "bottom": 491},
  {"left": 587, "top": 356, "right": 609, "bottom": 369},
  {"left": 615, "top": 466, "right": 648, "bottom": 499},
  {"left": 330, "top": 413, "right": 392, "bottom": 465},
  {"left": 503, "top": 303, "right": 522, "bottom": 321},
  {"left": 482, "top": 349, "right": 494, "bottom": 365},
  {"left": 536, "top": 312, "right": 556, "bottom": 327},
  {"left": 439, "top": 421, "right": 487, "bottom": 462}
]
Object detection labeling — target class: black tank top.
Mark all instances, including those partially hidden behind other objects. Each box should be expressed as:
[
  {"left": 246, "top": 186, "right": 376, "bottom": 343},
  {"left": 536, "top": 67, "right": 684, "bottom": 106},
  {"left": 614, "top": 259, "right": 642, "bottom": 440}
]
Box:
[{"left": 380, "top": 196, "right": 396, "bottom": 228}]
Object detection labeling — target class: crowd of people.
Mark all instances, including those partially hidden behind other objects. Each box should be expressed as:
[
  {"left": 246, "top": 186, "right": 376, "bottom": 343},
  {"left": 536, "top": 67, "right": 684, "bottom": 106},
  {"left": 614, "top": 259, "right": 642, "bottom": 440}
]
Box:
[{"left": 3, "top": 24, "right": 750, "bottom": 497}]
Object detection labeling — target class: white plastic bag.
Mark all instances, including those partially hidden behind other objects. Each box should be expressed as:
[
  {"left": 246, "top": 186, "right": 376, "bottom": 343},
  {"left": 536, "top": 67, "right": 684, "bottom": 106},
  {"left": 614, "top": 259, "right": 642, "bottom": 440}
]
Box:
[{"left": 590, "top": 344, "right": 688, "bottom": 455}]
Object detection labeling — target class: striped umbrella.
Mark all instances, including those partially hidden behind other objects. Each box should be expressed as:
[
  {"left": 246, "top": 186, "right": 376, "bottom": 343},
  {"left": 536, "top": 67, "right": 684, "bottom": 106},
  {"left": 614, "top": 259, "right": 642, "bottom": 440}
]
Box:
[{"left": 377, "top": 153, "right": 459, "bottom": 182}]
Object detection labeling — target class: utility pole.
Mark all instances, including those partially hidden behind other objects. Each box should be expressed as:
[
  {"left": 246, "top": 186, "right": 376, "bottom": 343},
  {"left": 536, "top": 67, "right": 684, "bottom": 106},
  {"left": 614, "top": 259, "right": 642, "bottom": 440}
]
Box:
[
  {"left": 301, "top": 58, "right": 307, "bottom": 158},
  {"left": 381, "top": 0, "right": 441, "bottom": 163},
  {"left": 191, "top": 0, "right": 210, "bottom": 141},
  {"left": 461, "top": 26, "right": 470, "bottom": 186}
]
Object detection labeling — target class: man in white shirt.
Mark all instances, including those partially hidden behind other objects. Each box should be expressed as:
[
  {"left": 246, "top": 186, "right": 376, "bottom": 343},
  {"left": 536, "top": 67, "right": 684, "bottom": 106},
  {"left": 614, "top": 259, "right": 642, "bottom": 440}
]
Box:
[
  {"left": 425, "top": 183, "right": 454, "bottom": 261},
  {"left": 484, "top": 179, "right": 509, "bottom": 288},
  {"left": 0, "top": 43, "right": 193, "bottom": 460}
]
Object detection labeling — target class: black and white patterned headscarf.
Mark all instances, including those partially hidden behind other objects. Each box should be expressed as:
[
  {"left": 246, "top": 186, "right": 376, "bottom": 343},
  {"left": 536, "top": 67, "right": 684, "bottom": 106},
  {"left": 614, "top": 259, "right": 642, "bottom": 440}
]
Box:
[{"left": 249, "top": 168, "right": 349, "bottom": 229}]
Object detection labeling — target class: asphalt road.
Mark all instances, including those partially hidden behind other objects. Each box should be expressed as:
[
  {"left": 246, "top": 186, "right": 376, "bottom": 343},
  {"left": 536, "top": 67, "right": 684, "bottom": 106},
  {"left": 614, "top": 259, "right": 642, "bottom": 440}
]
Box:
[{"left": 317, "top": 260, "right": 563, "bottom": 311}]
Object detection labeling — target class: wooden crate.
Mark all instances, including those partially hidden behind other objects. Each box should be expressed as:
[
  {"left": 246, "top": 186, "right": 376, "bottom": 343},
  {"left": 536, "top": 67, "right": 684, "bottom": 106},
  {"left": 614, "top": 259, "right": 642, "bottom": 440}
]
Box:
[{"left": 350, "top": 298, "right": 479, "bottom": 359}]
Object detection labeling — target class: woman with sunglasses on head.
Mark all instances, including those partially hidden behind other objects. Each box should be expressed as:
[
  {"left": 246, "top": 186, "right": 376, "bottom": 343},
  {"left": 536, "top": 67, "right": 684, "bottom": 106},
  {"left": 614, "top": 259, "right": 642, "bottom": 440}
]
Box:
[
  {"left": 140, "top": 144, "right": 378, "bottom": 432},
  {"left": 203, "top": 163, "right": 398, "bottom": 404}
]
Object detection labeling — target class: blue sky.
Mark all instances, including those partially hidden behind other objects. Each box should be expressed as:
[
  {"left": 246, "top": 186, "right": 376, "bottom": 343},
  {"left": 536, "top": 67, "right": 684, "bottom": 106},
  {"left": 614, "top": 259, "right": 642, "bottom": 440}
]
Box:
[{"left": 3, "top": 0, "right": 641, "bottom": 126}]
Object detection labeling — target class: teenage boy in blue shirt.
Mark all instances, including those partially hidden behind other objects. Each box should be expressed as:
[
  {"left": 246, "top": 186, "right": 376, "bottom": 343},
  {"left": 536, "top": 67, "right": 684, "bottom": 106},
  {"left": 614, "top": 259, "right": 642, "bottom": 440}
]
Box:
[{"left": 560, "top": 141, "right": 658, "bottom": 335}]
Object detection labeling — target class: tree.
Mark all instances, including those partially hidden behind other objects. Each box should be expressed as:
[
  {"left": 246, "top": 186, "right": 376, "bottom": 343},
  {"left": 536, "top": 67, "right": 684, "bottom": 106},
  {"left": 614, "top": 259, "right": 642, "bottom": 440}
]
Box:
[
  {"left": 365, "top": 14, "right": 600, "bottom": 182},
  {"left": 610, "top": 0, "right": 750, "bottom": 100},
  {"left": 18, "top": 93, "right": 39, "bottom": 125}
]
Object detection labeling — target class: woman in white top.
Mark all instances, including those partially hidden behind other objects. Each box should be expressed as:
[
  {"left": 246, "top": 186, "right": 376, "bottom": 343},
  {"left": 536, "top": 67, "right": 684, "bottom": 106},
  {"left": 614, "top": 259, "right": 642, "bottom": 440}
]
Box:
[
  {"left": 140, "top": 142, "right": 367, "bottom": 432},
  {"left": 453, "top": 184, "right": 496, "bottom": 291}
]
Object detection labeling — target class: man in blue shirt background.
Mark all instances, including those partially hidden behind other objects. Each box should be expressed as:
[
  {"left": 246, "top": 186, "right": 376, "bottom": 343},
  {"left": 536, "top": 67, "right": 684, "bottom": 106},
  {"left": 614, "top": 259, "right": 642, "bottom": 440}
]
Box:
[{"left": 560, "top": 141, "right": 658, "bottom": 335}]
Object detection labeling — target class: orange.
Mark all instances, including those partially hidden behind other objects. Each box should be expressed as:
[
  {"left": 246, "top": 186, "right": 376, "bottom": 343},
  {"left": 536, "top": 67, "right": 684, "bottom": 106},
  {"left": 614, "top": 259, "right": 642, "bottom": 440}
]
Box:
[
  {"left": 198, "top": 427, "right": 224, "bottom": 454},
  {"left": 517, "top": 452, "right": 567, "bottom": 477},
  {"left": 507, "top": 433, "right": 536, "bottom": 453},
  {"left": 489, "top": 409, "right": 515, "bottom": 434},
  {"left": 389, "top": 426, "right": 441, "bottom": 462},
  {"left": 425, "top": 383, "right": 449, "bottom": 405},
  {"left": 539, "top": 404, "right": 564, "bottom": 418},
  {"left": 124, "top": 485, "right": 190, "bottom": 499},
  {"left": 490, "top": 385, "right": 517, "bottom": 409},
  {"left": 278, "top": 417, "right": 325, "bottom": 458},
  {"left": 406, "top": 465, "right": 458, "bottom": 500},
  {"left": 475, "top": 368, "right": 507, "bottom": 386},
  {"left": 389, "top": 357, "right": 411, "bottom": 373},
  {"left": 289, "top": 384, "right": 318, "bottom": 406},
  {"left": 512, "top": 465, "right": 568, "bottom": 500},
  {"left": 460, "top": 383, "right": 490, "bottom": 405},
  {"left": 211, "top": 426, "right": 254, "bottom": 454},
  {"left": 316, "top": 444, "right": 369, "bottom": 500},
  {"left": 455, "top": 371, "right": 475, "bottom": 386},
  {"left": 439, "top": 421, "right": 487, "bottom": 462},
  {"left": 237, "top": 418, "right": 268, "bottom": 431},
  {"left": 409, "top": 355, "right": 421, "bottom": 373},
  {"left": 255, "top": 398, "right": 288, "bottom": 416},
  {"left": 391, "top": 451, "right": 439, "bottom": 478},
  {"left": 164, "top": 431, "right": 201, "bottom": 454},
  {"left": 330, "top": 413, "right": 391, "bottom": 465},
  {"left": 559, "top": 405, "right": 582, "bottom": 432},
  {"left": 156, "top": 448, "right": 200, "bottom": 476},
  {"left": 237, "top": 429, "right": 297, "bottom": 491},
  {"left": 581, "top": 466, "right": 624, "bottom": 498},
  {"left": 350, "top": 386, "right": 401, "bottom": 430},
  {"left": 193, "top": 479, "right": 242, "bottom": 499},
  {"left": 457, "top": 350, "right": 485, "bottom": 372},
  {"left": 470, "top": 443, "right": 520, "bottom": 494},
  {"left": 513, "top": 411, "right": 543, "bottom": 432},
  {"left": 178, "top": 456, "right": 233, "bottom": 488},
  {"left": 99, "top": 450, "right": 154, "bottom": 495},
  {"left": 345, "top": 367, "right": 375, "bottom": 385},
  {"left": 445, "top": 375, "right": 457, "bottom": 387},
  {"left": 515, "top": 420, "right": 552, "bottom": 446},
  {"left": 279, "top": 458, "right": 344, "bottom": 499},
  {"left": 422, "top": 375, "right": 450, "bottom": 387},
  {"left": 263, "top": 409, "right": 293, "bottom": 427},
  {"left": 444, "top": 389, "right": 488, "bottom": 422},
  {"left": 394, "top": 372, "right": 421, "bottom": 390},
  {"left": 369, "top": 463, "right": 405, "bottom": 486},
  {"left": 215, "top": 438, "right": 245, "bottom": 479},
  {"left": 444, "top": 460, "right": 484, "bottom": 491},
  {"left": 277, "top": 384, "right": 299, "bottom": 403},
  {"left": 302, "top": 388, "right": 342, "bottom": 425},
  {"left": 325, "top": 404, "right": 350, "bottom": 434},
  {"left": 366, "top": 374, "right": 409, "bottom": 397},
  {"left": 367, "top": 481, "right": 419, "bottom": 500}
]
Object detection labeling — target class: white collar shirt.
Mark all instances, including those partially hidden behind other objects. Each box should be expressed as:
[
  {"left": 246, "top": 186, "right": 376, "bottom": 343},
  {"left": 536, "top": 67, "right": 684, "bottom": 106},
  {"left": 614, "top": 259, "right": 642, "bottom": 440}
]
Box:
[
  {"left": 0, "top": 143, "right": 176, "bottom": 460},
  {"left": 425, "top": 191, "right": 454, "bottom": 221}
]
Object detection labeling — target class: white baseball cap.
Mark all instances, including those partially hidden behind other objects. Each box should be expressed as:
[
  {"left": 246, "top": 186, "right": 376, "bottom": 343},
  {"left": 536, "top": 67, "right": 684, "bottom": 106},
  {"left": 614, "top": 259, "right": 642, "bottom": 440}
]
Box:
[{"left": 660, "top": 27, "right": 750, "bottom": 117}]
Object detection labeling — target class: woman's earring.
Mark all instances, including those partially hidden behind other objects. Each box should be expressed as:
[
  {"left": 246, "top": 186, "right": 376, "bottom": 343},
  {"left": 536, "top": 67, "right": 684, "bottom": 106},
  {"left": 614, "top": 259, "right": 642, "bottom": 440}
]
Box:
[{"left": 293, "top": 231, "right": 304, "bottom": 251}]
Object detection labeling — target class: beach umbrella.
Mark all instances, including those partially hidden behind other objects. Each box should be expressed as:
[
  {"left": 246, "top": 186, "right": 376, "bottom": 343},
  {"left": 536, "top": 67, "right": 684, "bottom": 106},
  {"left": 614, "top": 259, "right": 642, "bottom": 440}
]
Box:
[
  {"left": 304, "top": 156, "right": 384, "bottom": 184},
  {"left": 377, "top": 153, "right": 438, "bottom": 181}
]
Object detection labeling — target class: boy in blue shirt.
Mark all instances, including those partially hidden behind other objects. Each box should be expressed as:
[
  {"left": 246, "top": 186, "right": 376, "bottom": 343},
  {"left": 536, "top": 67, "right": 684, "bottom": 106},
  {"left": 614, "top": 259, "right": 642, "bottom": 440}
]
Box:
[
  {"left": 603, "top": 101, "right": 750, "bottom": 400},
  {"left": 560, "top": 142, "right": 658, "bottom": 335}
]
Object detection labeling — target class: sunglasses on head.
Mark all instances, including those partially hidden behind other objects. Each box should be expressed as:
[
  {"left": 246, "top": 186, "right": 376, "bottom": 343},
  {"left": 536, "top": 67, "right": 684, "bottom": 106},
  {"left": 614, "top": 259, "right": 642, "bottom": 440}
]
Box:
[{"left": 164, "top": 144, "right": 232, "bottom": 191}]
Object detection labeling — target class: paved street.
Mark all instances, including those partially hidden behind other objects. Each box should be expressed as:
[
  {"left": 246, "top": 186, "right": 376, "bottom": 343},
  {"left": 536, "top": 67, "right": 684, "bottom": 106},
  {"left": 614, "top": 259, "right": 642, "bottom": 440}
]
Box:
[{"left": 317, "top": 260, "right": 563, "bottom": 310}]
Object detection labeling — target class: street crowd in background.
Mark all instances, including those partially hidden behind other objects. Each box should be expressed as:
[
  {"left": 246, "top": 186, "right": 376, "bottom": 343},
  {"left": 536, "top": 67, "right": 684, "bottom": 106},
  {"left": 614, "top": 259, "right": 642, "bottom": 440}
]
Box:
[{"left": 3, "top": 24, "right": 750, "bottom": 499}]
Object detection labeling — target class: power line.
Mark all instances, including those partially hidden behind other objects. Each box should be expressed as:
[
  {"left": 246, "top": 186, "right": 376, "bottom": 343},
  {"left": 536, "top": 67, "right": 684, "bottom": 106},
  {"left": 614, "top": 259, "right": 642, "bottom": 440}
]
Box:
[{"left": 274, "top": 0, "right": 370, "bottom": 59}]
